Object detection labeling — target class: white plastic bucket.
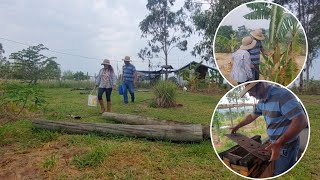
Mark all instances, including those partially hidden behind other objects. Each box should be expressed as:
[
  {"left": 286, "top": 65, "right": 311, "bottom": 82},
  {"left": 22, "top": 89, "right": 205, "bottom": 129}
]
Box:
[
  {"left": 88, "top": 94, "right": 97, "bottom": 106},
  {"left": 88, "top": 87, "right": 97, "bottom": 107}
]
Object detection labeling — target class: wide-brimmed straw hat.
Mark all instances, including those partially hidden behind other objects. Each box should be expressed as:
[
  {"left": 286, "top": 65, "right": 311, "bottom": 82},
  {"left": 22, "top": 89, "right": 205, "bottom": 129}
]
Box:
[
  {"left": 101, "top": 59, "right": 110, "bottom": 65},
  {"left": 122, "top": 56, "right": 131, "bottom": 62},
  {"left": 250, "top": 29, "right": 265, "bottom": 40},
  {"left": 240, "top": 36, "right": 257, "bottom": 50},
  {"left": 240, "top": 82, "right": 259, "bottom": 97}
]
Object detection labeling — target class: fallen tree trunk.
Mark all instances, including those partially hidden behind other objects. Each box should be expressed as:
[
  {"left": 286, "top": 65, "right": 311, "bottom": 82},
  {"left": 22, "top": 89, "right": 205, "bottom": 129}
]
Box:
[
  {"left": 102, "top": 112, "right": 210, "bottom": 139},
  {"left": 32, "top": 120, "right": 203, "bottom": 142}
]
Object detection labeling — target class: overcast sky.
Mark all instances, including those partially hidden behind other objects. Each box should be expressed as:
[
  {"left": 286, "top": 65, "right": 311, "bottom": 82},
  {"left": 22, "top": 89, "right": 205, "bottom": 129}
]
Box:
[
  {"left": 1, "top": 0, "right": 319, "bottom": 79},
  {"left": 0, "top": 0, "right": 204, "bottom": 76}
]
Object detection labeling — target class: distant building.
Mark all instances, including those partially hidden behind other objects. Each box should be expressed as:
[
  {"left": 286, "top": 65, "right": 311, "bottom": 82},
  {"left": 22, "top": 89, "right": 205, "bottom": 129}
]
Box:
[{"left": 174, "top": 61, "right": 219, "bottom": 86}]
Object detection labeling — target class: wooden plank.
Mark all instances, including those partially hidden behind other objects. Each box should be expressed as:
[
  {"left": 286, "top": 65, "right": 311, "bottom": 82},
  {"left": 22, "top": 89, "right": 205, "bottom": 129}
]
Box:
[
  {"left": 32, "top": 120, "right": 203, "bottom": 142},
  {"left": 240, "top": 162, "right": 259, "bottom": 176},
  {"left": 239, "top": 153, "right": 257, "bottom": 168},
  {"left": 225, "top": 133, "right": 271, "bottom": 161},
  {"left": 224, "top": 152, "right": 242, "bottom": 164},
  {"left": 102, "top": 112, "right": 210, "bottom": 139},
  {"left": 259, "top": 161, "right": 274, "bottom": 178},
  {"left": 219, "top": 135, "right": 261, "bottom": 166},
  {"left": 219, "top": 135, "right": 261, "bottom": 159},
  {"left": 250, "top": 160, "right": 269, "bottom": 178},
  {"left": 223, "top": 157, "right": 231, "bottom": 167}
]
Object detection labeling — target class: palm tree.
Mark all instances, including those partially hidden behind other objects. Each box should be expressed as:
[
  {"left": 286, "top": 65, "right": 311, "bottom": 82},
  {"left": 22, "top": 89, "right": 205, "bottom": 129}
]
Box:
[{"left": 244, "top": 3, "right": 303, "bottom": 85}]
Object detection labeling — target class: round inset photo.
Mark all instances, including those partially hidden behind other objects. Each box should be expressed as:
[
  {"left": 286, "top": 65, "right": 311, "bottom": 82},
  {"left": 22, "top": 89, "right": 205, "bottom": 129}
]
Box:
[
  {"left": 210, "top": 80, "right": 310, "bottom": 179},
  {"left": 213, "top": 1, "right": 307, "bottom": 87}
]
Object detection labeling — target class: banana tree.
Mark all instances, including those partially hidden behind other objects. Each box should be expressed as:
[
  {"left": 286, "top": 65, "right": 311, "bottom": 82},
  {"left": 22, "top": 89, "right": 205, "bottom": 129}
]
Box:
[
  {"left": 215, "top": 32, "right": 239, "bottom": 53},
  {"left": 244, "top": 3, "right": 303, "bottom": 85},
  {"left": 178, "top": 62, "right": 202, "bottom": 91}
]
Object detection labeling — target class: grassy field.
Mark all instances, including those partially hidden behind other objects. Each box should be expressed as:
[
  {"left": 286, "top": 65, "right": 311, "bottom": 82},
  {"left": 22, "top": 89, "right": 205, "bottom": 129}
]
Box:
[{"left": 0, "top": 88, "right": 319, "bottom": 179}]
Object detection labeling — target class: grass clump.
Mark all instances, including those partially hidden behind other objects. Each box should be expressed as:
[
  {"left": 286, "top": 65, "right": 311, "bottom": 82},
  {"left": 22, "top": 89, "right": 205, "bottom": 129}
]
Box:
[
  {"left": 72, "top": 145, "right": 109, "bottom": 169},
  {"left": 42, "top": 154, "right": 58, "bottom": 170},
  {"left": 152, "top": 80, "right": 177, "bottom": 108}
]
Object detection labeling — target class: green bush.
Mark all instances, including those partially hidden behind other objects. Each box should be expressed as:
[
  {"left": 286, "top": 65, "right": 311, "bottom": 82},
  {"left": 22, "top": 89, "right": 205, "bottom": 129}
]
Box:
[
  {"left": 152, "top": 80, "right": 177, "bottom": 108},
  {"left": 0, "top": 81, "right": 46, "bottom": 120}
]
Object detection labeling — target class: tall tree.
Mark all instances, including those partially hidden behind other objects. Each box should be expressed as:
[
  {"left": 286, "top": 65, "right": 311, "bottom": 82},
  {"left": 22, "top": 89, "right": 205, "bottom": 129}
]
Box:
[
  {"left": 73, "top": 71, "right": 89, "bottom": 81},
  {"left": 9, "top": 44, "right": 58, "bottom": 84},
  {"left": 0, "top": 43, "right": 11, "bottom": 78},
  {"left": 62, "top": 70, "right": 75, "bottom": 80},
  {"left": 184, "top": 0, "right": 252, "bottom": 63},
  {"left": 0, "top": 58, "right": 11, "bottom": 79},
  {"left": 0, "top": 43, "right": 4, "bottom": 59},
  {"left": 42, "top": 60, "right": 61, "bottom": 80},
  {"left": 139, "top": 0, "right": 192, "bottom": 80}
]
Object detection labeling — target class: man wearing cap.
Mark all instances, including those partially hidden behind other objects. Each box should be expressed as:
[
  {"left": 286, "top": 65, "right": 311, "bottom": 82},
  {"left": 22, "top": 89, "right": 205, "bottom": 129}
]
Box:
[
  {"left": 231, "top": 82, "right": 308, "bottom": 175},
  {"left": 96, "top": 59, "right": 116, "bottom": 113},
  {"left": 122, "top": 56, "right": 137, "bottom": 104},
  {"left": 230, "top": 36, "right": 254, "bottom": 84},
  {"left": 249, "top": 29, "right": 273, "bottom": 80}
]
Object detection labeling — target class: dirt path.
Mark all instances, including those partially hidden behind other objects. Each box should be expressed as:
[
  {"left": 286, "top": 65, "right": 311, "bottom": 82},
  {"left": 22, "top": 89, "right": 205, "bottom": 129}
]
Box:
[{"left": 0, "top": 140, "right": 88, "bottom": 179}]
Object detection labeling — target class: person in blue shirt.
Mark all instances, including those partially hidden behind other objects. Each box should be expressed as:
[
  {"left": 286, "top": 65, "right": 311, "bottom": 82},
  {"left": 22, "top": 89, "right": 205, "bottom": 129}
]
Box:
[
  {"left": 248, "top": 29, "right": 273, "bottom": 80},
  {"left": 231, "top": 82, "right": 308, "bottom": 176},
  {"left": 96, "top": 59, "right": 116, "bottom": 113},
  {"left": 122, "top": 56, "right": 137, "bottom": 104}
]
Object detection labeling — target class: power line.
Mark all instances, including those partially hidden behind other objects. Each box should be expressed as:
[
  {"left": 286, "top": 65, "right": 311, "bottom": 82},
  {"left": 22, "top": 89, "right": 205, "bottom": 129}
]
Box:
[
  {"left": 0, "top": 36, "right": 193, "bottom": 66},
  {"left": 0, "top": 37, "right": 144, "bottom": 63}
]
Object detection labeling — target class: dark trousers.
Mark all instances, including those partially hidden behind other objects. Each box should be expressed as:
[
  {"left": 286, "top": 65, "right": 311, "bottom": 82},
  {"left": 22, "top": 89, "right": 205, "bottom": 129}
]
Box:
[
  {"left": 98, "top": 88, "right": 112, "bottom": 102},
  {"left": 251, "top": 64, "right": 260, "bottom": 80}
]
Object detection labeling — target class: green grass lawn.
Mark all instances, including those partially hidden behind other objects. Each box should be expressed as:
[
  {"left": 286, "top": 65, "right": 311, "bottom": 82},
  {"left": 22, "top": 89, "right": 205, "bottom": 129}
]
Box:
[{"left": 0, "top": 88, "right": 319, "bottom": 179}]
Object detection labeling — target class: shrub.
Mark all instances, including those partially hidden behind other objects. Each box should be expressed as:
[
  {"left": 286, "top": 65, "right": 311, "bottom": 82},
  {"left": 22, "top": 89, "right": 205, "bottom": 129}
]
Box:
[
  {"left": 152, "top": 80, "right": 177, "bottom": 108},
  {"left": 0, "top": 81, "right": 46, "bottom": 121}
]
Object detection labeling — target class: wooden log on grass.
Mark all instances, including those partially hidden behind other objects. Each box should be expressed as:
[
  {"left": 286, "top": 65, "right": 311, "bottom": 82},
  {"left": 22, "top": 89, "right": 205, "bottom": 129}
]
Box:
[
  {"left": 102, "top": 112, "right": 210, "bottom": 139},
  {"left": 32, "top": 120, "right": 203, "bottom": 142}
]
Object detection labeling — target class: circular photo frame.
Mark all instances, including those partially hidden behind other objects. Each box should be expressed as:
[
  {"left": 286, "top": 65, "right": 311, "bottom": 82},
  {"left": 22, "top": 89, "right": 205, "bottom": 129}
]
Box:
[
  {"left": 213, "top": 1, "right": 308, "bottom": 87},
  {"left": 210, "top": 80, "right": 310, "bottom": 179}
]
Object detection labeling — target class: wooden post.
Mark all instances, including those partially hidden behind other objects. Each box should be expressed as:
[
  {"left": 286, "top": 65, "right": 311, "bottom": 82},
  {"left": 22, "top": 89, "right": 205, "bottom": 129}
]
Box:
[
  {"left": 229, "top": 107, "right": 233, "bottom": 127},
  {"left": 102, "top": 112, "right": 210, "bottom": 139},
  {"left": 32, "top": 120, "right": 203, "bottom": 142}
]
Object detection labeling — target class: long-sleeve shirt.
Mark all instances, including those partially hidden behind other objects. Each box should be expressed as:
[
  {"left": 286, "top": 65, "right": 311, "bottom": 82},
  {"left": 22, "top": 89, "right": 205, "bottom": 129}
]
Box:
[
  {"left": 231, "top": 49, "right": 253, "bottom": 83},
  {"left": 96, "top": 68, "right": 116, "bottom": 88}
]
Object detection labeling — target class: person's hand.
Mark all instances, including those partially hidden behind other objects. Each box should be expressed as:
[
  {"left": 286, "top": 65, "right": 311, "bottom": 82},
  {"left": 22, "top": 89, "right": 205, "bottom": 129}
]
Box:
[
  {"left": 95, "top": 84, "right": 99, "bottom": 88},
  {"left": 265, "top": 142, "right": 282, "bottom": 161},
  {"left": 112, "top": 85, "right": 116, "bottom": 90},
  {"left": 250, "top": 64, "right": 255, "bottom": 68},
  {"left": 230, "top": 125, "right": 239, "bottom": 134}
]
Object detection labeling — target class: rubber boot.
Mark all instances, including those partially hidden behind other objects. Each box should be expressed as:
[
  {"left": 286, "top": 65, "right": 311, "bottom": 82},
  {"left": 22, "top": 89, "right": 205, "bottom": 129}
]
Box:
[
  {"left": 130, "top": 93, "right": 135, "bottom": 103},
  {"left": 107, "top": 101, "right": 111, "bottom": 112},
  {"left": 98, "top": 100, "right": 105, "bottom": 114}
]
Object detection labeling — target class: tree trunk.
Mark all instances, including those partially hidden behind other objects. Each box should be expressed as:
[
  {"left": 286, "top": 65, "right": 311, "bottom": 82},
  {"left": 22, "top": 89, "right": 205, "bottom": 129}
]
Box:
[
  {"left": 102, "top": 112, "right": 210, "bottom": 139},
  {"left": 32, "top": 120, "right": 203, "bottom": 142},
  {"left": 229, "top": 107, "right": 233, "bottom": 127},
  {"left": 299, "top": 71, "right": 304, "bottom": 93}
]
